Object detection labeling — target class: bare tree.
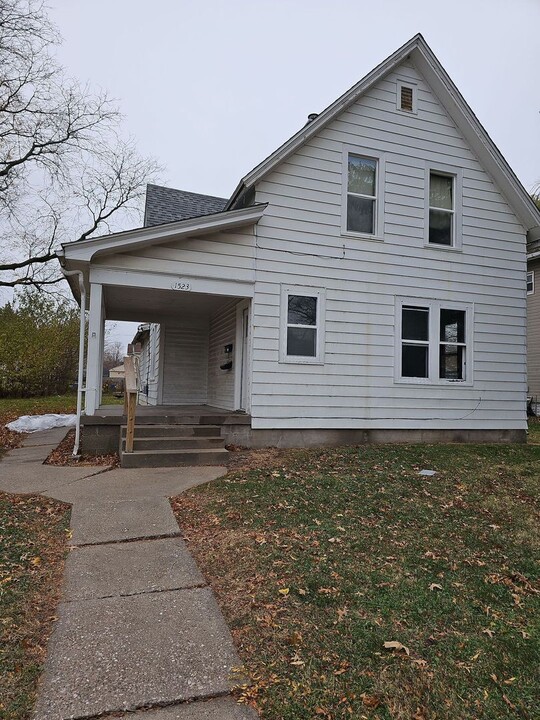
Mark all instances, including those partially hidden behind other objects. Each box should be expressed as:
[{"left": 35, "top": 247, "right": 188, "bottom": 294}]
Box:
[
  {"left": 0, "top": 0, "right": 159, "bottom": 291},
  {"left": 103, "top": 340, "right": 124, "bottom": 372}
]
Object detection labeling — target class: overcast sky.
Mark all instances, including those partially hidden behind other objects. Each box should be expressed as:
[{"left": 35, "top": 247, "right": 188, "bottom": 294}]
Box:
[{"left": 48, "top": 0, "right": 540, "bottom": 348}]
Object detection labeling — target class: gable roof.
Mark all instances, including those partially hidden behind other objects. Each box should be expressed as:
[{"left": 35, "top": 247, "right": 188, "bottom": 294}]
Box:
[
  {"left": 226, "top": 33, "right": 540, "bottom": 240},
  {"left": 144, "top": 184, "right": 227, "bottom": 226}
]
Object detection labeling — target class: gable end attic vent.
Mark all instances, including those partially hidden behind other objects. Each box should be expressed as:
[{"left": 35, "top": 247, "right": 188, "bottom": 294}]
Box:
[{"left": 400, "top": 85, "right": 414, "bottom": 112}]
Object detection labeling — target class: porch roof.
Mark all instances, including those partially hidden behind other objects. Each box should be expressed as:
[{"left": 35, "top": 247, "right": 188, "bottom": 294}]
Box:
[{"left": 59, "top": 204, "right": 266, "bottom": 305}]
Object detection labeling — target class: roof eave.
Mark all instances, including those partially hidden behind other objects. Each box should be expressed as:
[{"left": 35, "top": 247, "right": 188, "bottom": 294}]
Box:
[{"left": 60, "top": 204, "right": 267, "bottom": 265}]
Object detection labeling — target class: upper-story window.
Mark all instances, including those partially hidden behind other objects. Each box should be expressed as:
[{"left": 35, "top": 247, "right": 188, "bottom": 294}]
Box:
[
  {"left": 425, "top": 163, "right": 463, "bottom": 250},
  {"left": 342, "top": 147, "right": 385, "bottom": 239},
  {"left": 527, "top": 270, "right": 534, "bottom": 295},
  {"left": 347, "top": 154, "right": 377, "bottom": 234},
  {"left": 429, "top": 172, "right": 454, "bottom": 245}
]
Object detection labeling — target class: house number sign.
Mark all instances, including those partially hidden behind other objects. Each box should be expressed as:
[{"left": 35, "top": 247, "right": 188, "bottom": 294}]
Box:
[{"left": 171, "top": 279, "right": 192, "bottom": 291}]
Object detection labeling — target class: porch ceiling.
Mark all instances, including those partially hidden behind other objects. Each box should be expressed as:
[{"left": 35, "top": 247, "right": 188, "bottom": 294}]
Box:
[{"left": 103, "top": 286, "right": 241, "bottom": 323}]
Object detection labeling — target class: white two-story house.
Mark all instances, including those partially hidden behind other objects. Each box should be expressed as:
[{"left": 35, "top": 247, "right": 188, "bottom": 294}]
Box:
[{"left": 59, "top": 34, "right": 540, "bottom": 459}]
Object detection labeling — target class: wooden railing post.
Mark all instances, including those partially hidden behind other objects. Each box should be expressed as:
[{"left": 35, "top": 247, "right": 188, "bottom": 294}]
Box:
[{"left": 123, "top": 355, "right": 138, "bottom": 453}]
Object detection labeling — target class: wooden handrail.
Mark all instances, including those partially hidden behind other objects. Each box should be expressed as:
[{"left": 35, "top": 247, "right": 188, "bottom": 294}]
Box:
[{"left": 123, "top": 355, "right": 138, "bottom": 453}]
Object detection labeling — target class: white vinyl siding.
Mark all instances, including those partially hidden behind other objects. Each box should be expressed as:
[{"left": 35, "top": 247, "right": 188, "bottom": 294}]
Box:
[
  {"left": 92, "top": 227, "right": 256, "bottom": 286},
  {"left": 162, "top": 321, "right": 209, "bottom": 404},
  {"left": 250, "top": 59, "right": 526, "bottom": 430}
]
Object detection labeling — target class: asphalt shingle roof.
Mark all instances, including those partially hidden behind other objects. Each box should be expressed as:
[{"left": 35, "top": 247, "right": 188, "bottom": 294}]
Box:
[{"left": 144, "top": 184, "right": 228, "bottom": 227}]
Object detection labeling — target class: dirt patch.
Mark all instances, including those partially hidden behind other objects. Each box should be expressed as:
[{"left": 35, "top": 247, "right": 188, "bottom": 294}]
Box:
[
  {"left": 0, "top": 412, "right": 27, "bottom": 456},
  {"left": 45, "top": 429, "right": 119, "bottom": 468}
]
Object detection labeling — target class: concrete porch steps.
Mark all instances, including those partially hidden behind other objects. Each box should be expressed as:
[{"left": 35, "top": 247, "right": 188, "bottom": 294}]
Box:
[
  {"left": 121, "top": 424, "right": 221, "bottom": 438},
  {"left": 119, "top": 424, "right": 228, "bottom": 468},
  {"left": 123, "top": 436, "right": 226, "bottom": 452}
]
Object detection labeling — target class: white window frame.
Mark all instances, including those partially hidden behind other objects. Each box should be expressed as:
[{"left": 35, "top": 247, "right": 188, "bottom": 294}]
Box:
[
  {"left": 396, "top": 79, "right": 418, "bottom": 114},
  {"left": 341, "top": 145, "right": 385, "bottom": 241},
  {"left": 394, "top": 297, "right": 473, "bottom": 386},
  {"left": 527, "top": 270, "right": 534, "bottom": 295},
  {"left": 424, "top": 162, "right": 463, "bottom": 251},
  {"left": 279, "top": 285, "right": 326, "bottom": 364}
]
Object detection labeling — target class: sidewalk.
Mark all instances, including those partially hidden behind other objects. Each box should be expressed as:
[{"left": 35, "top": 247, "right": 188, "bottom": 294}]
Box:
[{"left": 0, "top": 428, "right": 257, "bottom": 720}]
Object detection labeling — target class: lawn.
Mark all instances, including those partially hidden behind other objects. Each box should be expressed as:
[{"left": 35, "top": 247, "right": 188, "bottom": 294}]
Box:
[
  {"left": 0, "top": 494, "right": 70, "bottom": 720},
  {"left": 173, "top": 440, "right": 540, "bottom": 720},
  {"left": 0, "top": 393, "right": 124, "bottom": 456}
]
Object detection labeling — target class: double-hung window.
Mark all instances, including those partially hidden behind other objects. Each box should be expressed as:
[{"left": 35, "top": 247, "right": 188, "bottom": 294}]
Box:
[
  {"left": 439, "top": 309, "right": 467, "bottom": 380},
  {"left": 343, "top": 148, "right": 384, "bottom": 238},
  {"left": 401, "top": 306, "right": 430, "bottom": 378},
  {"left": 426, "top": 164, "right": 462, "bottom": 249},
  {"left": 397, "top": 299, "right": 472, "bottom": 384},
  {"left": 280, "top": 286, "right": 325, "bottom": 363},
  {"left": 347, "top": 154, "right": 377, "bottom": 234},
  {"left": 429, "top": 172, "right": 454, "bottom": 245},
  {"left": 527, "top": 271, "right": 534, "bottom": 295}
]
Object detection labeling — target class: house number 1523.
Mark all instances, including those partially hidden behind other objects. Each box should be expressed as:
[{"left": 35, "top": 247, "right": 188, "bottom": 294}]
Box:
[{"left": 171, "top": 279, "right": 191, "bottom": 291}]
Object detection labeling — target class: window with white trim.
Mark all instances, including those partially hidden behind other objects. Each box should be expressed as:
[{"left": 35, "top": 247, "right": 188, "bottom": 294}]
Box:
[
  {"left": 397, "top": 299, "right": 472, "bottom": 384},
  {"left": 527, "top": 270, "right": 534, "bottom": 295},
  {"left": 429, "top": 172, "right": 454, "bottom": 246},
  {"left": 425, "top": 164, "right": 463, "bottom": 250},
  {"left": 346, "top": 154, "right": 378, "bottom": 234},
  {"left": 280, "top": 286, "right": 325, "bottom": 363}
]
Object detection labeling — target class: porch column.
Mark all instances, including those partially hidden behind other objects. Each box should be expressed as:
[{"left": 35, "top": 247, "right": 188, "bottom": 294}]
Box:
[{"left": 85, "top": 283, "right": 104, "bottom": 415}]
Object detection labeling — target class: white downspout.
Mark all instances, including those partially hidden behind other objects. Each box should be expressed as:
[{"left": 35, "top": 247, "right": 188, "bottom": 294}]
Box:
[{"left": 62, "top": 269, "right": 86, "bottom": 457}]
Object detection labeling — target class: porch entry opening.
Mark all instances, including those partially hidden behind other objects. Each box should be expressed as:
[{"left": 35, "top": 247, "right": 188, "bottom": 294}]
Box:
[{"left": 158, "top": 295, "right": 250, "bottom": 411}]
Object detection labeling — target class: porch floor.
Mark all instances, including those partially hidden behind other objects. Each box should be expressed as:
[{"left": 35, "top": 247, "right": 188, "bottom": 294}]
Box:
[{"left": 84, "top": 404, "right": 251, "bottom": 426}]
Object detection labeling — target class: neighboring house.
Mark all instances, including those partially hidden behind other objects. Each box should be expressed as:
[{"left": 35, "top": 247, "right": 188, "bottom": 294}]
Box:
[
  {"left": 109, "top": 364, "right": 125, "bottom": 379},
  {"left": 129, "top": 323, "right": 161, "bottom": 405},
  {"left": 59, "top": 34, "right": 540, "bottom": 451}
]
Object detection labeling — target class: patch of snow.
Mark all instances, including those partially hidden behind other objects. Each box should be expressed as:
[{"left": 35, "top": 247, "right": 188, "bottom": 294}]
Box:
[{"left": 6, "top": 414, "right": 76, "bottom": 433}]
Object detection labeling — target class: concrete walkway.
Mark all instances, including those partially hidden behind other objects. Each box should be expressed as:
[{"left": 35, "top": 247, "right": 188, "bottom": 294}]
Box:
[{"left": 0, "top": 429, "right": 257, "bottom": 720}]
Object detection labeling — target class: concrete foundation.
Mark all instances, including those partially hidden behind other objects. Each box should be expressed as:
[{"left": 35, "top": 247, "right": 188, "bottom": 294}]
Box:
[
  {"left": 223, "top": 426, "right": 527, "bottom": 447},
  {"left": 82, "top": 408, "right": 526, "bottom": 456}
]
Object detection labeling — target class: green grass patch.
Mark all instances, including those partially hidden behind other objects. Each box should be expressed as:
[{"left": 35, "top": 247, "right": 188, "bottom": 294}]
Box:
[
  {"left": 0, "top": 392, "right": 123, "bottom": 419},
  {"left": 0, "top": 494, "right": 70, "bottom": 720},
  {"left": 174, "top": 442, "right": 540, "bottom": 719}
]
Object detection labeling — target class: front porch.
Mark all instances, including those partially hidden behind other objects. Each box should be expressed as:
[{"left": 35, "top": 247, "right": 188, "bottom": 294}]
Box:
[{"left": 82, "top": 404, "right": 252, "bottom": 461}]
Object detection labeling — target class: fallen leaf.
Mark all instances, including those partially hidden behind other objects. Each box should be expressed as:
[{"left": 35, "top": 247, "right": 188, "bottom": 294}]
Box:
[
  {"left": 482, "top": 629, "right": 494, "bottom": 638},
  {"left": 278, "top": 588, "right": 290, "bottom": 596},
  {"left": 384, "top": 641, "right": 410, "bottom": 655},
  {"left": 429, "top": 583, "right": 443, "bottom": 591},
  {"left": 502, "top": 694, "right": 517, "bottom": 710},
  {"left": 360, "top": 693, "right": 381, "bottom": 708}
]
